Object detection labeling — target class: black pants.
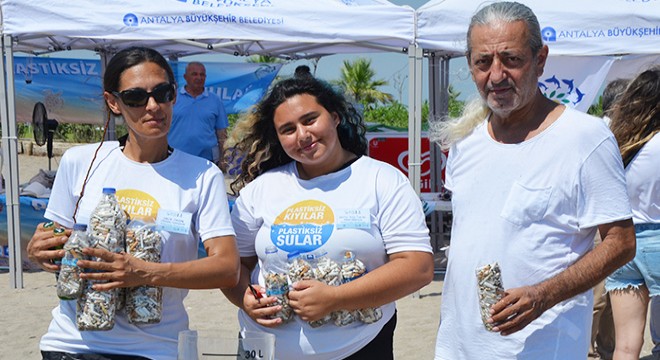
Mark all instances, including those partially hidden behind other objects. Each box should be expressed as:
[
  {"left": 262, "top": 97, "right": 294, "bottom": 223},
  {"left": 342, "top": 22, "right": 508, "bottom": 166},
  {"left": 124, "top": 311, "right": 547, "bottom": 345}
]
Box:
[
  {"left": 41, "top": 351, "right": 150, "bottom": 360},
  {"left": 344, "top": 311, "right": 397, "bottom": 360}
]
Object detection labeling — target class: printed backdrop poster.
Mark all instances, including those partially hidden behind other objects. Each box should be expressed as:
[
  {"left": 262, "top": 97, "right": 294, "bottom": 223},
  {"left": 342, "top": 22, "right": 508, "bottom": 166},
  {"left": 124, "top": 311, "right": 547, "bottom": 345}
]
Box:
[
  {"left": 15, "top": 57, "right": 104, "bottom": 125},
  {"left": 539, "top": 56, "right": 614, "bottom": 112},
  {"left": 14, "top": 57, "right": 282, "bottom": 125},
  {"left": 172, "top": 61, "right": 282, "bottom": 114}
]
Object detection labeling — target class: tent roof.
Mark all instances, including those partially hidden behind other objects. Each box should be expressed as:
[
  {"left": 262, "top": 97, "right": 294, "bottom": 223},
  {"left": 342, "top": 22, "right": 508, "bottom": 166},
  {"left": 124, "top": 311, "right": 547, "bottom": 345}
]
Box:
[
  {"left": 1, "top": 0, "right": 415, "bottom": 59},
  {"left": 416, "top": 0, "right": 660, "bottom": 57}
]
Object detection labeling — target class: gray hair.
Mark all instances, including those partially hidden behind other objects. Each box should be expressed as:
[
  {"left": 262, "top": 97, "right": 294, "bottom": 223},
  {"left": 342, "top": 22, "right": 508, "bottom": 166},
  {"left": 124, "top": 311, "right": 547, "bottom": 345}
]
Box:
[
  {"left": 185, "top": 61, "right": 206, "bottom": 73},
  {"left": 432, "top": 2, "right": 544, "bottom": 150},
  {"left": 466, "top": 2, "right": 543, "bottom": 58}
]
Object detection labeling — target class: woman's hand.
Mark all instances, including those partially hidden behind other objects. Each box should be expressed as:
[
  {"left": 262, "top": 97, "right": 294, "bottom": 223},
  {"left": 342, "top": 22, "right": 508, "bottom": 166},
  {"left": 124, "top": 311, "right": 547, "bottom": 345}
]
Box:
[
  {"left": 241, "top": 284, "right": 284, "bottom": 328},
  {"left": 288, "top": 280, "right": 338, "bottom": 322},
  {"left": 26, "top": 222, "right": 70, "bottom": 272},
  {"left": 78, "top": 247, "right": 147, "bottom": 290}
]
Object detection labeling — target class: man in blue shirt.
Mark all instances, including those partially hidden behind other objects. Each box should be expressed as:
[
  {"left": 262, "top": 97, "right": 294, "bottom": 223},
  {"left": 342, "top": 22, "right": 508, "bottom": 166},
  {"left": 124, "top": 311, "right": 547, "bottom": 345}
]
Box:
[{"left": 169, "top": 62, "right": 228, "bottom": 165}]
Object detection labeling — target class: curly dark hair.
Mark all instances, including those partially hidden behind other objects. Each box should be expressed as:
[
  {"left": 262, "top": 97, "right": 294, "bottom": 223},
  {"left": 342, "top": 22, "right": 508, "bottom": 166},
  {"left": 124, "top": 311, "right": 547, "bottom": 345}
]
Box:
[{"left": 225, "top": 71, "right": 367, "bottom": 195}]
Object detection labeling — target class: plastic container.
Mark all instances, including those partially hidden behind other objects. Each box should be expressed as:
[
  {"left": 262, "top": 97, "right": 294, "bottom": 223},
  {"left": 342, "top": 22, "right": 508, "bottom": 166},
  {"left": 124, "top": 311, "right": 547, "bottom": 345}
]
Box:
[
  {"left": 125, "top": 220, "right": 163, "bottom": 324},
  {"left": 77, "top": 187, "right": 127, "bottom": 331},
  {"left": 308, "top": 252, "right": 339, "bottom": 328},
  {"left": 263, "top": 246, "right": 292, "bottom": 322},
  {"left": 178, "top": 330, "right": 275, "bottom": 360},
  {"left": 56, "top": 223, "right": 89, "bottom": 300}
]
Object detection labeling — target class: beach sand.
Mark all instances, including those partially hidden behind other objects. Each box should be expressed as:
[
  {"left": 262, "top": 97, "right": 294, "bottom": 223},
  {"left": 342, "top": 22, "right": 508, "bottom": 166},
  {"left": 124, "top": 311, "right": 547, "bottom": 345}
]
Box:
[
  {"left": 0, "top": 270, "right": 443, "bottom": 359},
  {"left": 0, "top": 152, "right": 655, "bottom": 359}
]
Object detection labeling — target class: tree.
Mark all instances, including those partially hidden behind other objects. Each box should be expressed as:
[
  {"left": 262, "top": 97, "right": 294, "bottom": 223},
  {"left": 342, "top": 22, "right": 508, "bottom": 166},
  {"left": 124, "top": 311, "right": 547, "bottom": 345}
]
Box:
[
  {"left": 246, "top": 55, "right": 284, "bottom": 64},
  {"left": 587, "top": 95, "right": 604, "bottom": 118},
  {"left": 334, "top": 58, "right": 393, "bottom": 110},
  {"left": 447, "top": 85, "right": 464, "bottom": 118}
]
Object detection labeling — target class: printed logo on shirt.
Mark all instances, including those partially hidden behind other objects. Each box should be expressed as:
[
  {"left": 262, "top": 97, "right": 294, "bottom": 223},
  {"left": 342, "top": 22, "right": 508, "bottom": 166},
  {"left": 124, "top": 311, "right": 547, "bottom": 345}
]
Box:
[
  {"left": 270, "top": 200, "right": 334, "bottom": 254},
  {"left": 116, "top": 189, "right": 160, "bottom": 222}
]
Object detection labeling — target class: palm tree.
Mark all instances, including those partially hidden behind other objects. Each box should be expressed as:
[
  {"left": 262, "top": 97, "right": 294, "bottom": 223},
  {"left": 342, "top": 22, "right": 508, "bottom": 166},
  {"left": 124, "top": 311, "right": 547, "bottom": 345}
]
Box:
[{"left": 334, "top": 58, "right": 393, "bottom": 109}]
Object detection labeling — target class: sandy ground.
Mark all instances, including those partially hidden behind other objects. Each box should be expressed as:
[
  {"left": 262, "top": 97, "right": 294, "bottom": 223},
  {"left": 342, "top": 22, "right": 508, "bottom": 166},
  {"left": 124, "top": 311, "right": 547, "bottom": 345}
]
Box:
[
  {"left": 0, "top": 271, "right": 443, "bottom": 360},
  {"left": 0, "top": 152, "right": 656, "bottom": 359}
]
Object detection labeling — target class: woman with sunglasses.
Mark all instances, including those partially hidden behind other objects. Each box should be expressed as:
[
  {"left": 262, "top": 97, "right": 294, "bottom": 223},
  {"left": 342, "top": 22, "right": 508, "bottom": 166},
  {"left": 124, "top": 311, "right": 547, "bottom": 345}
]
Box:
[
  {"left": 221, "top": 67, "right": 434, "bottom": 359},
  {"left": 27, "top": 46, "right": 240, "bottom": 360}
]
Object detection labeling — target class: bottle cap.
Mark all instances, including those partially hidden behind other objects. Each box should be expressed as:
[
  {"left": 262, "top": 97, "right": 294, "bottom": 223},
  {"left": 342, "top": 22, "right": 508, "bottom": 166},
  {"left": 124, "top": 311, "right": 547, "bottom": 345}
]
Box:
[
  {"left": 102, "top": 187, "right": 116, "bottom": 194},
  {"left": 73, "top": 223, "right": 88, "bottom": 231}
]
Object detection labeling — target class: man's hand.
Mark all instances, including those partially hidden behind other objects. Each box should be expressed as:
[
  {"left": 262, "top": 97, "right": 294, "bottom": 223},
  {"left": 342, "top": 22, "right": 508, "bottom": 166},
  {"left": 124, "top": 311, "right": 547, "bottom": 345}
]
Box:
[{"left": 488, "top": 285, "right": 548, "bottom": 335}]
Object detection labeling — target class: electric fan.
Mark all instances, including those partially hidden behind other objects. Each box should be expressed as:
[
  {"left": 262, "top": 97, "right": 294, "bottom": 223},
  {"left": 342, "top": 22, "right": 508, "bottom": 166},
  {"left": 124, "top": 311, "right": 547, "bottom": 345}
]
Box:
[{"left": 31, "top": 102, "right": 59, "bottom": 170}]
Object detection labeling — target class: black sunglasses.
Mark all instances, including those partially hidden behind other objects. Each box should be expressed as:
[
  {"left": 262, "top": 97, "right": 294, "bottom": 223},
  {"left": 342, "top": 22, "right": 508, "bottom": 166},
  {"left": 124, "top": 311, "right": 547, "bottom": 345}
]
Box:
[{"left": 112, "top": 82, "right": 176, "bottom": 107}]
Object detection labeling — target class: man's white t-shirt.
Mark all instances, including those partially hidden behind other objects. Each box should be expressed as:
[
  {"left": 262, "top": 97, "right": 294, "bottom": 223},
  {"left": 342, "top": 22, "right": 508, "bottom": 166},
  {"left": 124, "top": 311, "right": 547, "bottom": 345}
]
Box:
[
  {"left": 435, "top": 107, "right": 631, "bottom": 360},
  {"left": 232, "top": 156, "right": 432, "bottom": 360},
  {"left": 40, "top": 142, "right": 234, "bottom": 360}
]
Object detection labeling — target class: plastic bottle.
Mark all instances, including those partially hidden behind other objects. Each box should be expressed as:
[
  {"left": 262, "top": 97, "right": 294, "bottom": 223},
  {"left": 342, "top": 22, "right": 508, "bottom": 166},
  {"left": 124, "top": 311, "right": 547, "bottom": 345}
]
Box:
[
  {"left": 263, "top": 246, "right": 293, "bottom": 322},
  {"left": 340, "top": 251, "right": 382, "bottom": 324},
  {"left": 333, "top": 251, "right": 360, "bottom": 326},
  {"left": 125, "top": 220, "right": 163, "bottom": 324},
  {"left": 88, "top": 187, "right": 127, "bottom": 253},
  {"left": 309, "top": 252, "right": 339, "bottom": 328},
  {"left": 77, "top": 187, "right": 127, "bottom": 331},
  {"left": 56, "top": 224, "right": 89, "bottom": 300}
]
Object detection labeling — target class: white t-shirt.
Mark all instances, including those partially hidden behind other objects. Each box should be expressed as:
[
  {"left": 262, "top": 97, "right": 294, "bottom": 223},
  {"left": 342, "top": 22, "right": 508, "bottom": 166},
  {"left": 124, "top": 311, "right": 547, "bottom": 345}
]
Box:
[
  {"left": 625, "top": 133, "right": 660, "bottom": 224},
  {"left": 231, "top": 156, "right": 432, "bottom": 360},
  {"left": 40, "top": 141, "right": 234, "bottom": 360},
  {"left": 435, "top": 107, "right": 632, "bottom": 360}
]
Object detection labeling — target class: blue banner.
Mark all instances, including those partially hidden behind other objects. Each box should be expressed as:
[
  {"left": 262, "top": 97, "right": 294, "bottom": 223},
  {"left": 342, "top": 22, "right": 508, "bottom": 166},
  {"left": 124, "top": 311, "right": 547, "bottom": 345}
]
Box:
[
  {"left": 14, "top": 57, "right": 281, "bottom": 124},
  {"left": 172, "top": 61, "right": 281, "bottom": 114}
]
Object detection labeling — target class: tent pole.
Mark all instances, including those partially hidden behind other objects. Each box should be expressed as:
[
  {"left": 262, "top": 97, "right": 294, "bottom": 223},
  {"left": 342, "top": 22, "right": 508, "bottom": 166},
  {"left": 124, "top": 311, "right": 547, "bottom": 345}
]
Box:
[
  {"left": 99, "top": 51, "right": 117, "bottom": 141},
  {"left": 407, "top": 45, "right": 423, "bottom": 195},
  {"left": 1, "top": 34, "right": 24, "bottom": 288},
  {"left": 407, "top": 44, "right": 423, "bottom": 298},
  {"left": 427, "top": 52, "right": 441, "bottom": 268},
  {"left": 427, "top": 53, "right": 451, "bottom": 275}
]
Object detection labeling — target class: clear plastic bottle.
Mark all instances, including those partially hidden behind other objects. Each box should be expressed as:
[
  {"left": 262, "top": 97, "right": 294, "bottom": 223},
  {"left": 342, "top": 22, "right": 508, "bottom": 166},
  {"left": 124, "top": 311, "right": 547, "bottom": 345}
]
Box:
[
  {"left": 77, "top": 187, "right": 127, "bottom": 331},
  {"left": 341, "top": 251, "right": 382, "bottom": 324},
  {"left": 333, "top": 251, "right": 360, "bottom": 326},
  {"left": 56, "top": 224, "right": 89, "bottom": 300},
  {"left": 309, "top": 252, "right": 340, "bottom": 328},
  {"left": 125, "top": 220, "right": 163, "bottom": 324},
  {"left": 88, "top": 187, "right": 127, "bottom": 253},
  {"left": 263, "top": 246, "right": 293, "bottom": 322}
]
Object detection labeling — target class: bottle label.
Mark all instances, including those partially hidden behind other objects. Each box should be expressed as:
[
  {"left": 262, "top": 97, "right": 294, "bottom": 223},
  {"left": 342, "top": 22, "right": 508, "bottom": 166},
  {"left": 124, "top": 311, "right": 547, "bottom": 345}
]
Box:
[
  {"left": 61, "top": 257, "right": 78, "bottom": 267},
  {"left": 266, "top": 284, "right": 288, "bottom": 296}
]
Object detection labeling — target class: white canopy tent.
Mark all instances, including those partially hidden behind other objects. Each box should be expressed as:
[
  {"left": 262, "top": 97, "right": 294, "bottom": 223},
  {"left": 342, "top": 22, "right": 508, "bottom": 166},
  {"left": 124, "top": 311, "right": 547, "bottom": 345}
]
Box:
[
  {"left": 414, "top": 0, "right": 660, "bottom": 267},
  {"left": 415, "top": 0, "right": 660, "bottom": 195},
  {"left": 417, "top": 0, "right": 660, "bottom": 57},
  {"left": 0, "top": 0, "right": 425, "bottom": 288}
]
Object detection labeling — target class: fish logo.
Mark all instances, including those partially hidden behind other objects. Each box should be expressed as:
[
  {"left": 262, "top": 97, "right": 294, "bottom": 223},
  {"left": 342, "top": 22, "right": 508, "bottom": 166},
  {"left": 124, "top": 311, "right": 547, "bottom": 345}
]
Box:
[
  {"left": 270, "top": 200, "right": 334, "bottom": 253},
  {"left": 539, "top": 76, "right": 585, "bottom": 106}
]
